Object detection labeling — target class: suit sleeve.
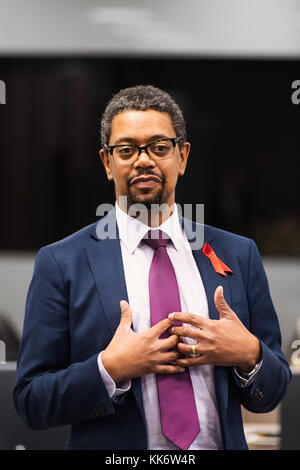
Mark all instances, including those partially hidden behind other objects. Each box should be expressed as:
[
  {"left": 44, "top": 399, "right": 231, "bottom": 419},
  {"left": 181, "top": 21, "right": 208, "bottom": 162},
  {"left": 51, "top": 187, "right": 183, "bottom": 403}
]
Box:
[
  {"left": 232, "top": 239, "right": 291, "bottom": 412},
  {"left": 13, "top": 246, "right": 116, "bottom": 430}
]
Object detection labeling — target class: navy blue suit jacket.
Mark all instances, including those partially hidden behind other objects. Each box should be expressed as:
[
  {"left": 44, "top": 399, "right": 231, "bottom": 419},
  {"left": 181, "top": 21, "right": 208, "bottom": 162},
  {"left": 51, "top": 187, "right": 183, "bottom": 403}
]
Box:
[{"left": 13, "top": 209, "right": 291, "bottom": 450}]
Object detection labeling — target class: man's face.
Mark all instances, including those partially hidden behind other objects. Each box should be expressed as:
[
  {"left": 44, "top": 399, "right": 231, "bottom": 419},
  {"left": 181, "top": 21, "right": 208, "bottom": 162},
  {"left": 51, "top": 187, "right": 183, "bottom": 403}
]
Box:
[{"left": 100, "top": 109, "right": 190, "bottom": 211}]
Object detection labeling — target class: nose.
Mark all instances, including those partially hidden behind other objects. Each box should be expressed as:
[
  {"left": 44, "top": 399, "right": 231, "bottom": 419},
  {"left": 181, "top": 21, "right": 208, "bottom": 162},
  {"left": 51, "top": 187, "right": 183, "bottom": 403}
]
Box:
[{"left": 133, "top": 149, "right": 156, "bottom": 169}]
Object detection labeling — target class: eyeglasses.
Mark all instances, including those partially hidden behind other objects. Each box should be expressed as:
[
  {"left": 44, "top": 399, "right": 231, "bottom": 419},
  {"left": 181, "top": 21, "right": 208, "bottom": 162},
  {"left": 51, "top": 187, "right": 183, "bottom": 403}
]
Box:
[{"left": 104, "top": 137, "right": 182, "bottom": 165}]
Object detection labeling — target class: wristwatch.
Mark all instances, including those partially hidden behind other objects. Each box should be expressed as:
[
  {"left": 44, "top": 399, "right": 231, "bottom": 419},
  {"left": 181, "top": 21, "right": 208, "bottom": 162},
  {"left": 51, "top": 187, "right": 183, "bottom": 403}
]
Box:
[{"left": 239, "top": 361, "right": 261, "bottom": 378}]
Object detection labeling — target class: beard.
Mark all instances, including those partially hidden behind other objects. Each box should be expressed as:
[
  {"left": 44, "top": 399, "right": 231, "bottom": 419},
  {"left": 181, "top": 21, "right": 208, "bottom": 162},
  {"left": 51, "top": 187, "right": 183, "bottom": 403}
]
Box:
[
  {"left": 125, "top": 173, "right": 170, "bottom": 210},
  {"left": 127, "top": 186, "right": 164, "bottom": 209}
]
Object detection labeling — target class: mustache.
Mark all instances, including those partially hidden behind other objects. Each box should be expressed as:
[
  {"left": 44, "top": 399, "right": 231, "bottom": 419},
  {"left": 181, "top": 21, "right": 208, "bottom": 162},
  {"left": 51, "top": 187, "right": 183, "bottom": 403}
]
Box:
[{"left": 127, "top": 171, "right": 164, "bottom": 186}]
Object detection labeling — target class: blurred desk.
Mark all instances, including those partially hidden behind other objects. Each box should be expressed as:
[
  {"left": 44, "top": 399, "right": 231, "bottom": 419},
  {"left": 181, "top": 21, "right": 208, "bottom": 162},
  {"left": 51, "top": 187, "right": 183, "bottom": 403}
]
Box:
[
  {"left": 243, "top": 422, "right": 281, "bottom": 450},
  {"left": 242, "top": 406, "right": 281, "bottom": 450}
]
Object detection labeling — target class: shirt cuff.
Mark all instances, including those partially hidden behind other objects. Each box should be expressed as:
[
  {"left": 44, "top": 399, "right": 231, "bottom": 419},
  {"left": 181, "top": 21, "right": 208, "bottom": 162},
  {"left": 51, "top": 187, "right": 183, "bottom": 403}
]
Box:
[
  {"left": 97, "top": 351, "right": 131, "bottom": 399},
  {"left": 233, "top": 359, "right": 263, "bottom": 387}
]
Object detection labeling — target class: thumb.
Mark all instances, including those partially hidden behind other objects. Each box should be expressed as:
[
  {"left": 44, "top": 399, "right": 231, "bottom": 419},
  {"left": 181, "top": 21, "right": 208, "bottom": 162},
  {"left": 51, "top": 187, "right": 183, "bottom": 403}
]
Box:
[
  {"left": 214, "top": 286, "right": 235, "bottom": 320},
  {"left": 119, "top": 300, "right": 133, "bottom": 331}
]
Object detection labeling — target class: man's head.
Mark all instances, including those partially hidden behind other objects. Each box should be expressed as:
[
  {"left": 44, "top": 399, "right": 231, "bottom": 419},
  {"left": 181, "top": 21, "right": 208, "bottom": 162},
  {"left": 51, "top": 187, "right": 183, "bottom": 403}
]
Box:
[{"left": 99, "top": 85, "right": 190, "bottom": 218}]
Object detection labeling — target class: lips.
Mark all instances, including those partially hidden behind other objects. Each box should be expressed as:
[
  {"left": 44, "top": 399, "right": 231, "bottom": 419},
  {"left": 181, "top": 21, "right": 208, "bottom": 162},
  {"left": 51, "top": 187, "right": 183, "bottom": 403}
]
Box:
[{"left": 130, "top": 175, "right": 161, "bottom": 185}]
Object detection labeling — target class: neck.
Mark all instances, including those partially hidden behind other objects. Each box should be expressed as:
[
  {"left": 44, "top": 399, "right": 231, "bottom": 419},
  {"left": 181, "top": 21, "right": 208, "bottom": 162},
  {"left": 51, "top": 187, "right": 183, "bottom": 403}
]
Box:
[{"left": 118, "top": 197, "right": 174, "bottom": 227}]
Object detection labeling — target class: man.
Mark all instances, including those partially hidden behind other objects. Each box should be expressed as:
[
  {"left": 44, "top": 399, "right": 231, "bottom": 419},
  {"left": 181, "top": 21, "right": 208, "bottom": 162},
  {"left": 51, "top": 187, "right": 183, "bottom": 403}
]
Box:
[{"left": 14, "top": 85, "right": 291, "bottom": 450}]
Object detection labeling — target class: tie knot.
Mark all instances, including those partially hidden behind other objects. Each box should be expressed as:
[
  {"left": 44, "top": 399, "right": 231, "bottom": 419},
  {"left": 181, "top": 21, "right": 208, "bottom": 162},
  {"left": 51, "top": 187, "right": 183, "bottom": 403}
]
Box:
[{"left": 143, "top": 230, "right": 169, "bottom": 251}]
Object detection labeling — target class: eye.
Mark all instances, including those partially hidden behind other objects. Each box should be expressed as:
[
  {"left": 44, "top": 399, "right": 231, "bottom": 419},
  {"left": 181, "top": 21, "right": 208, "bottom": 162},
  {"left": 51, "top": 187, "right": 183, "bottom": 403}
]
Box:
[
  {"left": 150, "top": 141, "right": 172, "bottom": 154},
  {"left": 155, "top": 145, "right": 168, "bottom": 152},
  {"left": 117, "top": 146, "right": 135, "bottom": 156}
]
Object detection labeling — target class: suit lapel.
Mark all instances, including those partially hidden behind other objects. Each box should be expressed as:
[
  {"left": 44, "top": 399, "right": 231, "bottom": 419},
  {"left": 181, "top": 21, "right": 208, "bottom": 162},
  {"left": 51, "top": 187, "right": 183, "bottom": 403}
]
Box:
[
  {"left": 181, "top": 216, "right": 230, "bottom": 416},
  {"left": 180, "top": 216, "right": 233, "bottom": 311},
  {"left": 85, "top": 209, "right": 128, "bottom": 335},
  {"left": 192, "top": 247, "right": 232, "bottom": 319},
  {"left": 85, "top": 208, "right": 145, "bottom": 418}
]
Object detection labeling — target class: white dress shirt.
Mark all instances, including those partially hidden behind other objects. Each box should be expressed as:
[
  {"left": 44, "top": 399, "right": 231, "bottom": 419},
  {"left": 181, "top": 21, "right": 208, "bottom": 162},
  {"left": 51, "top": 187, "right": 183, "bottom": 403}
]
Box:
[{"left": 98, "top": 202, "right": 260, "bottom": 450}]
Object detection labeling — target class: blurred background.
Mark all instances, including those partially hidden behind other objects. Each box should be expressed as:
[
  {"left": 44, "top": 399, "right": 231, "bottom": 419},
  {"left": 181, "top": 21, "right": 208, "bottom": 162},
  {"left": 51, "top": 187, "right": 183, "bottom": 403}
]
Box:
[{"left": 0, "top": 0, "right": 300, "bottom": 450}]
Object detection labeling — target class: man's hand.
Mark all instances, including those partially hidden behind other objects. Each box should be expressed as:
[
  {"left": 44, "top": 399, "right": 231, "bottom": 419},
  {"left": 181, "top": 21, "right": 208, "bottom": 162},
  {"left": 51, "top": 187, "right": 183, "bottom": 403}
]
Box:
[
  {"left": 169, "top": 286, "right": 262, "bottom": 372},
  {"left": 101, "top": 300, "right": 185, "bottom": 384}
]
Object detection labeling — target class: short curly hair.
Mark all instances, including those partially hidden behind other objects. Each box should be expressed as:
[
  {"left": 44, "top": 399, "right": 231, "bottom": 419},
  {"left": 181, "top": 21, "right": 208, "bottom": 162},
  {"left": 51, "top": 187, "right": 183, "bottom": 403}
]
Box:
[{"left": 100, "top": 85, "right": 187, "bottom": 149}]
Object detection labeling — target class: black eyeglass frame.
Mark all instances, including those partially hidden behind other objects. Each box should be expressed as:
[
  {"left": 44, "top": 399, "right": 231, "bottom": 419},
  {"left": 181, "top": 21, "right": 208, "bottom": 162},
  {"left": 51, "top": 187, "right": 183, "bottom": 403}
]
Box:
[{"left": 103, "top": 137, "right": 182, "bottom": 161}]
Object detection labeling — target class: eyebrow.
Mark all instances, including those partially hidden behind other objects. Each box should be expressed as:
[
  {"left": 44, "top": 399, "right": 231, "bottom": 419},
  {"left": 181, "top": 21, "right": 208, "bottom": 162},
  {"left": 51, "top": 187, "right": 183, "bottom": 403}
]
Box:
[{"left": 112, "top": 134, "right": 171, "bottom": 145}]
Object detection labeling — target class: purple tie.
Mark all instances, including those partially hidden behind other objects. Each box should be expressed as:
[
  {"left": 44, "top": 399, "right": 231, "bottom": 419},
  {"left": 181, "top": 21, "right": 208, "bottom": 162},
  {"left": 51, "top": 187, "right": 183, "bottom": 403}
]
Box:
[{"left": 143, "top": 230, "right": 200, "bottom": 450}]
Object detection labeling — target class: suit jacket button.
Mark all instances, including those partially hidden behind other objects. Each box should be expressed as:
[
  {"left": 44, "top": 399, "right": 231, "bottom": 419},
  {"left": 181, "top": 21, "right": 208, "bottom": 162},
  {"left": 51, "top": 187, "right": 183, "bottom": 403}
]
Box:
[{"left": 254, "top": 388, "right": 263, "bottom": 400}]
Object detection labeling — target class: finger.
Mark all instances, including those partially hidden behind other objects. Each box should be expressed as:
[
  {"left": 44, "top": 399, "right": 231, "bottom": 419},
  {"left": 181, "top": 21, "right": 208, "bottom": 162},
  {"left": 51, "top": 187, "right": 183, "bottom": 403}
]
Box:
[
  {"left": 155, "top": 364, "right": 186, "bottom": 375},
  {"left": 119, "top": 300, "right": 133, "bottom": 331},
  {"left": 168, "top": 325, "right": 201, "bottom": 340},
  {"left": 168, "top": 312, "right": 208, "bottom": 328},
  {"left": 159, "top": 334, "right": 179, "bottom": 350},
  {"left": 214, "top": 286, "right": 235, "bottom": 319},
  {"left": 150, "top": 317, "right": 172, "bottom": 338},
  {"left": 175, "top": 356, "right": 206, "bottom": 367},
  {"left": 160, "top": 350, "right": 182, "bottom": 362},
  {"left": 176, "top": 342, "right": 199, "bottom": 356}
]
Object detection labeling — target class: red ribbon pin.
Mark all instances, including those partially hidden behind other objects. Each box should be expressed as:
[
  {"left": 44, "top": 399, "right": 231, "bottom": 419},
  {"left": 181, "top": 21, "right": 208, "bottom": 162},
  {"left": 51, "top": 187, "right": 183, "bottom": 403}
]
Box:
[{"left": 202, "top": 242, "right": 233, "bottom": 277}]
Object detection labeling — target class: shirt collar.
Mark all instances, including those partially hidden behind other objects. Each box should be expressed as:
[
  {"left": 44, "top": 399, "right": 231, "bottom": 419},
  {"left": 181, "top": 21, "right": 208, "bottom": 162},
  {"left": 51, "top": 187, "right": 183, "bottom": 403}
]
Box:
[{"left": 115, "top": 201, "right": 184, "bottom": 254}]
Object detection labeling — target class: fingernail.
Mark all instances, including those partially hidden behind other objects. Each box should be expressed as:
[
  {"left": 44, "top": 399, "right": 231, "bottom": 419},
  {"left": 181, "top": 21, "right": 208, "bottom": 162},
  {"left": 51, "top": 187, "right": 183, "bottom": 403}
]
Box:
[
  {"left": 169, "top": 312, "right": 174, "bottom": 319},
  {"left": 120, "top": 300, "right": 128, "bottom": 311}
]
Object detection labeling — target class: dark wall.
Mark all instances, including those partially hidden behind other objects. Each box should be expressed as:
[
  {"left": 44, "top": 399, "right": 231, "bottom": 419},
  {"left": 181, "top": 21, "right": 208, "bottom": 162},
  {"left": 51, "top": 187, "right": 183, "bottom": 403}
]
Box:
[{"left": 0, "top": 57, "right": 299, "bottom": 255}]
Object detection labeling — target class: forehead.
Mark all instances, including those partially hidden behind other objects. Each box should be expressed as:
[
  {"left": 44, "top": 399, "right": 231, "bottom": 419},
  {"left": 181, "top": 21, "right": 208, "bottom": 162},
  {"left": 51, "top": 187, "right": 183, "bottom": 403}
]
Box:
[{"left": 109, "top": 110, "right": 175, "bottom": 144}]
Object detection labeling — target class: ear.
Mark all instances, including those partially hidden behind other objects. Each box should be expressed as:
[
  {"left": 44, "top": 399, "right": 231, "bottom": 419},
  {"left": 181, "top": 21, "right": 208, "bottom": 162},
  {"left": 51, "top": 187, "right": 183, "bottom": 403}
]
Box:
[
  {"left": 99, "top": 148, "right": 114, "bottom": 181},
  {"left": 178, "top": 142, "right": 190, "bottom": 176}
]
